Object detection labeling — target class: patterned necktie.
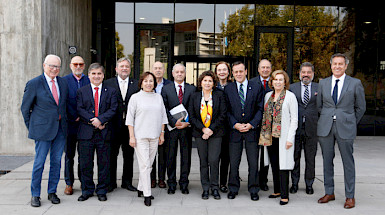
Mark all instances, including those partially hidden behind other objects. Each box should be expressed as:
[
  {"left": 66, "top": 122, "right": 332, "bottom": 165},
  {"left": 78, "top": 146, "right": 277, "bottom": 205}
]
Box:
[
  {"left": 178, "top": 85, "right": 183, "bottom": 104},
  {"left": 263, "top": 80, "right": 267, "bottom": 90},
  {"left": 303, "top": 85, "right": 309, "bottom": 106},
  {"left": 121, "top": 80, "right": 127, "bottom": 100},
  {"left": 51, "top": 80, "right": 59, "bottom": 105},
  {"left": 239, "top": 83, "right": 245, "bottom": 109},
  {"left": 332, "top": 79, "right": 339, "bottom": 105},
  {"left": 94, "top": 87, "right": 99, "bottom": 117}
]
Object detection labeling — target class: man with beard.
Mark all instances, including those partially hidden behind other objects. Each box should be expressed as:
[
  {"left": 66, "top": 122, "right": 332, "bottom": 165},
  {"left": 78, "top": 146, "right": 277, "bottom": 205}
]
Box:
[
  {"left": 289, "top": 62, "right": 318, "bottom": 195},
  {"left": 63, "top": 56, "right": 90, "bottom": 195}
]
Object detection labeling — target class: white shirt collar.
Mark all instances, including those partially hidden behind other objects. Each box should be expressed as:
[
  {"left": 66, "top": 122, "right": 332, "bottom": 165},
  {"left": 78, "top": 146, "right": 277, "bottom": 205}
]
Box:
[
  {"left": 117, "top": 75, "right": 129, "bottom": 83},
  {"left": 43, "top": 72, "right": 57, "bottom": 83},
  {"left": 91, "top": 83, "right": 102, "bottom": 90},
  {"left": 332, "top": 73, "right": 346, "bottom": 83},
  {"left": 260, "top": 76, "right": 269, "bottom": 82},
  {"left": 174, "top": 81, "right": 184, "bottom": 89}
]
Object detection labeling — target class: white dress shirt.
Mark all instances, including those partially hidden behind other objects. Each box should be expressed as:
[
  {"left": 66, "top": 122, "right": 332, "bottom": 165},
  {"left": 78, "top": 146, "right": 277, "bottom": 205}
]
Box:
[
  {"left": 118, "top": 75, "right": 129, "bottom": 100},
  {"left": 174, "top": 81, "right": 185, "bottom": 95},
  {"left": 301, "top": 82, "right": 312, "bottom": 103},
  {"left": 236, "top": 79, "right": 248, "bottom": 98},
  {"left": 91, "top": 83, "right": 102, "bottom": 108},
  {"left": 331, "top": 73, "right": 346, "bottom": 101},
  {"left": 43, "top": 73, "right": 60, "bottom": 99}
]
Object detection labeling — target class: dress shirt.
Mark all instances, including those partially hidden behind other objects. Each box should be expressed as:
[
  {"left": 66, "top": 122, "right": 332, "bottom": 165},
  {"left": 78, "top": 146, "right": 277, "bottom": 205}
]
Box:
[
  {"left": 44, "top": 73, "right": 60, "bottom": 99},
  {"left": 260, "top": 76, "right": 270, "bottom": 85},
  {"left": 301, "top": 82, "right": 312, "bottom": 103},
  {"left": 155, "top": 79, "right": 164, "bottom": 94},
  {"left": 91, "top": 83, "right": 102, "bottom": 108},
  {"left": 236, "top": 79, "right": 248, "bottom": 98},
  {"left": 174, "top": 81, "right": 185, "bottom": 94},
  {"left": 331, "top": 73, "right": 346, "bottom": 101},
  {"left": 117, "top": 75, "right": 129, "bottom": 99}
]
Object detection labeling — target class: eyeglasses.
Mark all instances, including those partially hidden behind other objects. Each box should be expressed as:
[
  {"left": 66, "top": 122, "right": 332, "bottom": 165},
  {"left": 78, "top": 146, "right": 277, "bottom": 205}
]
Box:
[
  {"left": 47, "top": 64, "right": 61, "bottom": 70},
  {"left": 72, "top": 63, "right": 85, "bottom": 67}
]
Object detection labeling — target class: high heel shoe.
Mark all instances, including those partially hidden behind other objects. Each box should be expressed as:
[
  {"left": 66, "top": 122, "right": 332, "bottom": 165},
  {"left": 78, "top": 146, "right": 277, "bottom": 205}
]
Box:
[{"left": 144, "top": 196, "right": 151, "bottom": 206}]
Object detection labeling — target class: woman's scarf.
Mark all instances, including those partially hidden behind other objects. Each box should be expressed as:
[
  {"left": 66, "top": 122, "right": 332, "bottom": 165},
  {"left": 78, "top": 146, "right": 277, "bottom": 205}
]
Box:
[
  {"left": 259, "top": 90, "right": 286, "bottom": 146},
  {"left": 200, "top": 91, "right": 213, "bottom": 128}
]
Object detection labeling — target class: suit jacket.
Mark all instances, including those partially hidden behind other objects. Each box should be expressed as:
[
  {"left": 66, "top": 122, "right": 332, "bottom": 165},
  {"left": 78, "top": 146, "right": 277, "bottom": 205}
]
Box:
[
  {"left": 224, "top": 80, "right": 264, "bottom": 143},
  {"left": 188, "top": 90, "right": 227, "bottom": 138},
  {"left": 104, "top": 77, "right": 139, "bottom": 134},
  {"left": 317, "top": 75, "right": 366, "bottom": 139},
  {"left": 290, "top": 81, "right": 318, "bottom": 137},
  {"left": 76, "top": 84, "right": 118, "bottom": 140},
  {"left": 63, "top": 73, "right": 90, "bottom": 134},
  {"left": 161, "top": 82, "right": 196, "bottom": 128},
  {"left": 21, "top": 74, "right": 68, "bottom": 141}
]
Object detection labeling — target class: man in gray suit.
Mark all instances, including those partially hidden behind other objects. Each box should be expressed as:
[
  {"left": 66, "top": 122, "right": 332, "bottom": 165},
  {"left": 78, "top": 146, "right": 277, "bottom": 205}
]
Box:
[
  {"left": 317, "top": 53, "right": 366, "bottom": 209},
  {"left": 289, "top": 62, "right": 318, "bottom": 195}
]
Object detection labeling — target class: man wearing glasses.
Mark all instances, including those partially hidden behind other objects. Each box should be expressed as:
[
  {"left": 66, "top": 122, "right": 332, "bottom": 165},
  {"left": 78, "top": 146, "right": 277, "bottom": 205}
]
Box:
[
  {"left": 21, "top": 54, "right": 69, "bottom": 207},
  {"left": 63, "top": 56, "right": 90, "bottom": 195}
]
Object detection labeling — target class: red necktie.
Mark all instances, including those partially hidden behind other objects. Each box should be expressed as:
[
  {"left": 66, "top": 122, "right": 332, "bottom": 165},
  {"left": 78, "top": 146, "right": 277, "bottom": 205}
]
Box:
[
  {"left": 94, "top": 87, "right": 99, "bottom": 117},
  {"left": 263, "top": 80, "right": 267, "bottom": 90},
  {"left": 51, "top": 80, "right": 59, "bottom": 105},
  {"left": 178, "top": 85, "right": 183, "bottom": 104}
]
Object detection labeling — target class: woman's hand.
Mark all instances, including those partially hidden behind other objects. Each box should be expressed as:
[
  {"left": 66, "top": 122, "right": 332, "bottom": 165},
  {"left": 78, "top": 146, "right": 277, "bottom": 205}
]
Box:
[
  {"left": 202, "top": 127, "right": 213, "bottom": 136},
  {"left": 159, "top": 133, "right": 165, "bottom": 145},
  {"left": 129, "top": 136, "right": 136, "bottom": 148},
  {"left": 286, "top": 141, "right": 293, "bottom": 149}
]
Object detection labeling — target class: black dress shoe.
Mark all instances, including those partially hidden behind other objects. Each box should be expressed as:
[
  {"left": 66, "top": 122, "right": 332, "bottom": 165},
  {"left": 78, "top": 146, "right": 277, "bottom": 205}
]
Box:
[
  {"left": 289, "top": 184, "right": 298, "bottom": 193},
  {"left": 122, "top": 184, "right": 137, "bottom": 191},
  {"left": 306, "top": 186, "right": 314, "bottom": 195},
  {"left": 227, "top": 192, "right": 238, "bottom": 199},
  {"left": 108, "top": 184, "right": 117, "bottom": 193},
  {"left": 181, "top": 187, "right": 189, "bottom": 194},
  {"left": 202, "top": 190, "right": 209, "bottom": 200},
  {"left": 144, "top": 196, "right": 152, "bottom": 206},
  {"left": 219, "top": 185, "right": 228, "bottom": 193},
  {"left": 97, "top": 194, "right": 107, "bottom": 201},
  {"left": 260, "top": 184, "right": 269, "bottom": 191},
  {"left": 137, "top": 191, "right": 154, "bottom": 199},
  {"left": 78, "top": 193, "right": 93, "bottom": 201},
  {"left": 31, "top": 196, "right": 41, "bottom": 207},
  {"left": 48, "top": 193, "right": 60, "bottom": 204},
  {"left": 167, "top": 187, "right": 176, "bottom": 194},
  {"left": 211, "top": 189, "right": 221, "bottom": 200},
  {"left": 250, "top": 193, "right": 259, "bottom": 201}
]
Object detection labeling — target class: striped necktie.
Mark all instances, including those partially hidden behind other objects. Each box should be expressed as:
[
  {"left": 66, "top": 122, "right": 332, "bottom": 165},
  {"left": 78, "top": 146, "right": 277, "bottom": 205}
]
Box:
[
  {"left": 303, "top": 85, "right": 309, "bottom": 106},
  {"left": 239, "top": 83, "right": 245, "bottom": 109}
]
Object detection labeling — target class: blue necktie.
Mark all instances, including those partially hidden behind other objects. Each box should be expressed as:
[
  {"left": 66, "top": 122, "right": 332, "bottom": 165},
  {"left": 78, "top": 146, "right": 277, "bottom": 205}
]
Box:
[
  {"left": 239, "top": 83, "right": 245, "bottom": 109},
  {"left": 332, "top": 79, "right": 339, "bottom": 105}
]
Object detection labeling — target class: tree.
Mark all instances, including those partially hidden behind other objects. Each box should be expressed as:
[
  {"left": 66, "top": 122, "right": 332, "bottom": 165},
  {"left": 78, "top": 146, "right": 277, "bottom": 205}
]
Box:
[{"left": 115, "top": 32, "right": 125, "bottom": 59}]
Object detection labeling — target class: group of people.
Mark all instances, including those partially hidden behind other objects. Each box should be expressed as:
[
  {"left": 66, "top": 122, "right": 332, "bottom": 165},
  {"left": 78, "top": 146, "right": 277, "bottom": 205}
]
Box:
[{"left": 21, "top": 53, "right": 365, "bottom": 209}]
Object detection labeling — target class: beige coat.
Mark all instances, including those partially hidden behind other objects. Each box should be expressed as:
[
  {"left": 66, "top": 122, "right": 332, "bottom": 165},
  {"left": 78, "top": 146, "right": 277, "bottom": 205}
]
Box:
[{"left": 263, "top": 90, "right": 298, "bottom": 170}]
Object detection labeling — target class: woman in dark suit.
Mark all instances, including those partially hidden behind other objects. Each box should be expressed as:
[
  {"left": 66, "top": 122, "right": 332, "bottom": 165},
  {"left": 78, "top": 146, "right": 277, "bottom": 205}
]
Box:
[{"left": 189, "top": 70, "right": 227, "bottom": 200}]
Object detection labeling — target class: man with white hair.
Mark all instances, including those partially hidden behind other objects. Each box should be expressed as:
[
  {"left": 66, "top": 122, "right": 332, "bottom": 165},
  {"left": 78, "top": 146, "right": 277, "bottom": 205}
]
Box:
[{"left": 21, "top": 54, "right": 69, "bottom": 207}]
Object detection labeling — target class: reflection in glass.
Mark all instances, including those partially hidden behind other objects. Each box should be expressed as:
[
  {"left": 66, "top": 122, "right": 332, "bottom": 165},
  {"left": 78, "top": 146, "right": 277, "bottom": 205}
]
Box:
[
  {"left": 135, "top": 3, "right": 173, "bottom": 24},
  {"left": 115, "top": 2, "right": 134, "bottom": 23},
  {"left": 259, "top": 33, "right": 287, "bottom": 72},
  {"left": 295, "top": 6, "right": 339, "bottom": 27},
  {"left": 255, "top": 5, "right": 294, "bottom": 26},
  {"left": 115, "top": 24, "right": 134, "bottom": 63}
]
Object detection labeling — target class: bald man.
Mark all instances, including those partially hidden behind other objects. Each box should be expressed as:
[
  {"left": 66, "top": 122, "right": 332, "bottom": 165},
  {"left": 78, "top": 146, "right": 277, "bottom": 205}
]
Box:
[{"left": 63, "top": 56, "right": 90, "bottom": 195}]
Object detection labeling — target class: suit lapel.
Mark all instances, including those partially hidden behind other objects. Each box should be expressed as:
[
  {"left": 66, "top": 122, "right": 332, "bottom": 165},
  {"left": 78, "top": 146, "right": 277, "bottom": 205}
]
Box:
[
  {"left": 244, "top": 83, "right": 253, "bottom": 107},
  {"left": 125, "top": 79, "right": 135, "bottom": 103},
  {"left": 309, "top": 82, "right": 317, "bottom": 103},
  {"left": 292, "top": 83, "right": 303, "bottom": 105},
  {"left": 99, "top": 85, "right": 108, "bottom": 112},
  {"left": 324, "top": 77, "right": 333, "bottom": 104},
  {"left": 337, "top": 75, "right": 351, "bottom": 105},
  {"left": 114, "top": 77, "right": 123, "bottom": 101},
  {"left": 87, "top": 85, "right": 95, "bottom": 107},
  {"left": 57, "top": 77, "right": 64, "bottom": 106},
  {"left": 41, "top": 75, "right": 57, "bottom": 105}
]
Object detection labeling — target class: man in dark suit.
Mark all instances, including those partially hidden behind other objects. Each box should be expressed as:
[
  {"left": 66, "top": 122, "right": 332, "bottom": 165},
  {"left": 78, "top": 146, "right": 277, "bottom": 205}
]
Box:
[
  {"left": 21, "top": 54, "right": 68, "bottom": 207},
  {"left": 162, "top": 63, "right": 196, "bottom": 194},
  {"left": 63, "top": 56, "right": 90, "bottom": 195},
  {"left": 250, "top": 59, "right": 272, "bottom": 191},
  {"left": 76, "top": 63, "right": 118, "bottom": 202},
  {"left": 289, "top": 62, "right": 318, "bottom": 195},
  {"left": 224, "top": 61, "right": 264, "bottom": 201},
  {"left": 104, "top": 58, "right": 138, "bottom": 192},
  {"left": 150, "top": 61, "right": 172, "bottom": 188},
  {"left": 317, "top": 53, "right": 366, "bottom": 209}
]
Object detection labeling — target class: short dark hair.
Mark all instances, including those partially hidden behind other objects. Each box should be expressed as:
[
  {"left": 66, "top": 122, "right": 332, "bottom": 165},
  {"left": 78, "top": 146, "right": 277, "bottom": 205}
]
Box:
[
  {"left": 330, "top": 53, "right": 349, "bottom": 65},
  {"left": 232, "top": 61, "right": 244, "bottom": 68},
  {"left": 138, "top": 72, "right": 157, "bottom": 91},
  {"left": 88, "top": 62, "right": 105, "bottom": 73},
  {"left": 197, "top": 70, "right": 218, "bottom": 91},
  {"left": 299, "top": 62, "right": 314, "bottom": 72}
]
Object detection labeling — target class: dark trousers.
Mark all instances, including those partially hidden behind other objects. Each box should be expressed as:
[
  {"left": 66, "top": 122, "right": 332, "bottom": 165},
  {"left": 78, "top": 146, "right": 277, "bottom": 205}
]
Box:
[
  {"left": 219, "top": 132, "right": 230, "bottom": 186},
  {"left": 165, "top": 128, "right": 192, "bottom": 189},
  {"left": 110, "top": 125, "right": 134, "bottom": 187},
  {"left": 64, "top": 132, "right": 80, "bottom": 186},
  {"left": 228, "top": 139, "right": 260, "bottom": 194},
  {"left": 196, "top": 137, "right": 222, "bottom": 191},
  {"left": 79, "top": 131, "right": 110, "bottom": 195},
  {"left": 291, "top": 125, "right": 317, "bottom": 187},
  {"left": 258, "top": 145, "right": 269, "bottom": 186},
  {"left": 151, "top": 143, "right": 166, "bottom": 181},
  {"left": 268, "top": 137, "right": 289, "bottom": 199},
  {"left": 319, "top": 122, "right": 355, "bottom": 198}
]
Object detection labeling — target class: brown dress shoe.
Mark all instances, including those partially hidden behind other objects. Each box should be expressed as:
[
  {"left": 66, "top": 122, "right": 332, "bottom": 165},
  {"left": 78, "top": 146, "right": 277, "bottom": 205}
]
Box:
[
  {"left": 158, "top": 180, "right": 166, "bottom": 188},
  {"left": 344, "top": 198, "right": 355, "bottom": 209},
  {"left": 151, "top": 180, "right": 156, "bottom": 188},
  {"left": 318, "top": 194, "right": 335, "bottom": 203},
  {"left": 64, "top": 185, "right": 73, "bottom": 195}
]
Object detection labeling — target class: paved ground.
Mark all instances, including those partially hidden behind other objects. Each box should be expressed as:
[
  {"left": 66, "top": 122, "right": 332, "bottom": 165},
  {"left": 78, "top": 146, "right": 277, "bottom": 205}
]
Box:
[{"left": 0, "top": 136, "right": 384, "bottom": 215}]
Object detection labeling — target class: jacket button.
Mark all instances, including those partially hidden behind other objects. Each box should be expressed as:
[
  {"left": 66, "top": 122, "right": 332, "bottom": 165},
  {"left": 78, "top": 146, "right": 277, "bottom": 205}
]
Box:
[
  {"left": 92, "top": 110, "right": 94, "bottom": 113},
  {"left": 242, "top": 113, "right": 245, "bottom": 116}
]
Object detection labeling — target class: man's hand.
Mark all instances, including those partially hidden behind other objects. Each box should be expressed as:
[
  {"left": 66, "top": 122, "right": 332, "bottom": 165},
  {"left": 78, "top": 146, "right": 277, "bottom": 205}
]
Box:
[
  {"left": 234, "top": 123, "right": 253, "bottom": 132},
  {"left": 175, "top": 117, "right": 189, "bottom": 129},
  {"left": 75, "top": 117, "right": 80, "bottom": 122},
  {"left": 98, "top": 124, "right": 105, "bottom": 130},
  {"left": 90, "top": 117, "right": 102, "bottom": 128}
]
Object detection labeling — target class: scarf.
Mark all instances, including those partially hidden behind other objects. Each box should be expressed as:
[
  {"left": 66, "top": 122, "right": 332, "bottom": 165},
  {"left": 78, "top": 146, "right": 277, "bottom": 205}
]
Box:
[
  {"left": 200, "top": 91, "right": 213, "bottom": 128},
  {"left": 259, "top": 90, "right": 286, "bottom": 146}
]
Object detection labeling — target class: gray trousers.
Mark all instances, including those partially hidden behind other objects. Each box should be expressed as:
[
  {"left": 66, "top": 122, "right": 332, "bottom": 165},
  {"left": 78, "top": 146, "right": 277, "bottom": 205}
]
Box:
[{"left": 318, "top": 122, "right": 355, "bottom": 198}]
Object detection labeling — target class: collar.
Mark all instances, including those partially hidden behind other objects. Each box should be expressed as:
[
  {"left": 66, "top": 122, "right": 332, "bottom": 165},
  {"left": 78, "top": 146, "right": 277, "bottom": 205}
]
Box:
[
  {"left": 301, "top": 82, "right": 312, "bottom": 87},
  {"left": 72, "top": 73, "right": 84, "bottom": 81},
  {"left": 91, "top": 83, "right": 102, "bottom": 90},
  {"left": 174, "top": 81, "right": 185, "bottom": 89},
  {"left": 44, "top": 73, "right": 57, "bottom": 83},
  {"left": 117, "top": 75, "right": 129, "bottom": 83},
  {"left": 236, "top": 79, "right": 248, "bottom": 87},
  {"left": 260, "top": 76, "right": 269, "bottom": 82},
  {"left": 332, "top": 73, "right": 346, "bottom": 83}
]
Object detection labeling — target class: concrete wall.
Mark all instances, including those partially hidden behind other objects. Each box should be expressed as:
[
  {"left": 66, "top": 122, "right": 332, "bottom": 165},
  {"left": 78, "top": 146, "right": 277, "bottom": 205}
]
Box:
[{"left": 0, "top": 0, "right": 92, "bottom": 154}]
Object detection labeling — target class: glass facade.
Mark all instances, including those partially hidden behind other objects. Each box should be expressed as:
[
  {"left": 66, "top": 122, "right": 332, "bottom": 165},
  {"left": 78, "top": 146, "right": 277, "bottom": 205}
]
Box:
[{"left": 112, "top": 1, "right": 385, "bottom": 135}]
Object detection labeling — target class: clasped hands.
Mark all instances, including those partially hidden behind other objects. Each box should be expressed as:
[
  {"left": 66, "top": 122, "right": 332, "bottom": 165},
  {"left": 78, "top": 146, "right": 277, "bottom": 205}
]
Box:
[
  {"left": 175, "top": 117, "right": 189, "bottom": 129},
  {"left": 90, "top": 117, "right": 105, "bottom": 130},
  {"left": 234, "top": 123, "right": 253, "bottom": 133},
  {"left": 202, "top": 127, "right": 213, "bottom": 140}
]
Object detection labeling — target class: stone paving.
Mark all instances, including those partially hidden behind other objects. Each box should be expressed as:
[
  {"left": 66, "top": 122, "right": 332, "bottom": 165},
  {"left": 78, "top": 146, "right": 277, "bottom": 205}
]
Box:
[{"left": 0, "top": 136, "right": 384, "bottom": 215}]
